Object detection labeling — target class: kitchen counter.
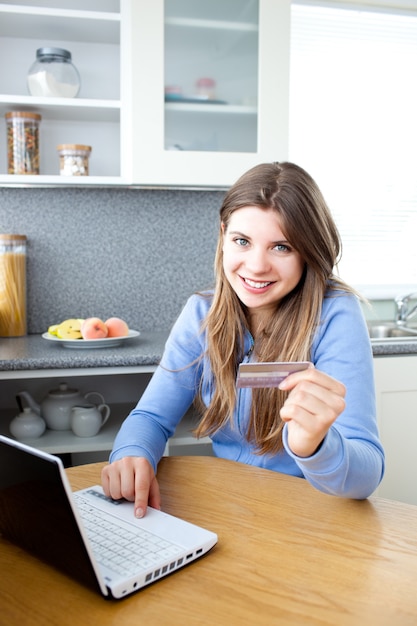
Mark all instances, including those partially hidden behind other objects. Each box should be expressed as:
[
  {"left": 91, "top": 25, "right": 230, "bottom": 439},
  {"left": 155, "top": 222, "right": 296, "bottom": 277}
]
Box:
[
  {"left": 0, "top": 331, "right": 212, "bottom": 460},
  {"left": 0, "top": 332, "right": 169, "bottom": 372},
  {"left": 370, "top": 338, "right": 417, "bottom": 356},
  {"left": 0, "top": 332, "right": 415, "bottom": 466},
  {"left": 0, "top": 332, "right": 416, "bottom": 373}
]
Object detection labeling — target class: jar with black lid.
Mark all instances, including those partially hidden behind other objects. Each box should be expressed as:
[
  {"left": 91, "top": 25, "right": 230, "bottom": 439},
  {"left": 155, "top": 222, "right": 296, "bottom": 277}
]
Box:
[{"left": 27, "top": 48, "right": 80, "bottom": 98}]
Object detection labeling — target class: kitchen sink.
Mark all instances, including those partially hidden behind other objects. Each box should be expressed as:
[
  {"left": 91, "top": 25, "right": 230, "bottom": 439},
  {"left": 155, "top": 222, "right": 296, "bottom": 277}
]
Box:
[{"left": 367, "top": 321, "right": 417, "bottom": 341}]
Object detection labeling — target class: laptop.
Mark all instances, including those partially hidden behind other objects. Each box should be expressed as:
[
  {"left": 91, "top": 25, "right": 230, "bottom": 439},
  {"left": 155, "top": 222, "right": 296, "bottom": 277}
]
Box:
[{"left": 0, "top": 435, "right": 217, "bottom": 599}]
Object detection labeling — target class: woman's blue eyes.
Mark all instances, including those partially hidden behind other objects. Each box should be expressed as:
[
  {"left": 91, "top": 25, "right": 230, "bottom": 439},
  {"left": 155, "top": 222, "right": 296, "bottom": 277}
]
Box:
[{"left": 233, "top": 237, "right": 290, "bottom": 253}]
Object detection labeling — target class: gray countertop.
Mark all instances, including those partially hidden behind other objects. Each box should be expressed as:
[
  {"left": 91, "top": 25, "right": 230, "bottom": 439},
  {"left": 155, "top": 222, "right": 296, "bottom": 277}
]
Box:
[
  {"left": 370, "top": 339, "right": 417, "bottom": 356},
  {"left": 0, "top": 332, "right": 169, "bottom": 372},
  {"left": 0, "top": 332, "right": 416, "bottom": 373}
]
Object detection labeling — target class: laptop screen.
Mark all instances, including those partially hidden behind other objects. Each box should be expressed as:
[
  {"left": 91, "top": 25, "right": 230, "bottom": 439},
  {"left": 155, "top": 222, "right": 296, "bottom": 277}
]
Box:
[{"left": 0, "top": 439, "right": 101, "bottom": 593}]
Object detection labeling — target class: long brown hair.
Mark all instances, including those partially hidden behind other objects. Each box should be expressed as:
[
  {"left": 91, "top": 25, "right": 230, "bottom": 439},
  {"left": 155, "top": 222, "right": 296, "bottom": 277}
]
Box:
[{"left": 194, "top": 162, "right": 354, "bottom": 454}]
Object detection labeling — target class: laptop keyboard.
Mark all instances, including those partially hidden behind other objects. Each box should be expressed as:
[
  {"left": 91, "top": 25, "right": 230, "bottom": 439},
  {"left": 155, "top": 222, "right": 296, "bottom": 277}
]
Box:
[{"left": 74, "top": 495, "right": 183, "bottom": 577}]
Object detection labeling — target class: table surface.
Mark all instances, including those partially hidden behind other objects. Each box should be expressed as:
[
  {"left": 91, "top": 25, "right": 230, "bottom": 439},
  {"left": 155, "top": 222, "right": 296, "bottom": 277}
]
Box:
[{"left": 1, "top": 456, "right": 417, "bottom": 626}]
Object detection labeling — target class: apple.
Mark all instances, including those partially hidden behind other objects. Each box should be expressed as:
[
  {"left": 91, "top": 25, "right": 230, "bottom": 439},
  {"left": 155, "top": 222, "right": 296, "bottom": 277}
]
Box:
[
  {"left": 105, "top": 317, "right": 129, "bottom": 338},
  {"left": 81, "top": 317, "right": 108, "bottom": 340}
]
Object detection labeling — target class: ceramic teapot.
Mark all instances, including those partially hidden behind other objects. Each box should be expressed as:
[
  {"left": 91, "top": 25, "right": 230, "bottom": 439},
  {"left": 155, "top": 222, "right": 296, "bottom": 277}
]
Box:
[
  {"left": 17, "top": 383, "right": 107, "bottom": 431},
  {"left": 70, "top": 403, "right": 111, "bottom": 437},
  {"left": 9, "top": 406, "right": 46, "bottom": 440}
]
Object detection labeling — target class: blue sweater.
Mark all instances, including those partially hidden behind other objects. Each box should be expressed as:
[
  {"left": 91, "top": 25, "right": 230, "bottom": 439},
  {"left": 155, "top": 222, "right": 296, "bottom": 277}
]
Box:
[{"left": 110, "top": 291, "right": 384, "bottom": 498}]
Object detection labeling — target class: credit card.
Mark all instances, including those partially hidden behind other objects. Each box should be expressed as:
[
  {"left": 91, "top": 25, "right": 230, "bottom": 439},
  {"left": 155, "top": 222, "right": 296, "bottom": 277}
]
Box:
[{"left": 236, "top": 361, "right": 311, "bottom": 388}]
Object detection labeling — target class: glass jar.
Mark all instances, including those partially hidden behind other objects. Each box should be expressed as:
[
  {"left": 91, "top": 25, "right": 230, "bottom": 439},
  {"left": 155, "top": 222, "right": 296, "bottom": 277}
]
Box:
[
  {"left": 27, "top": 47, "right": 80, "bottom": 98},
  {"left": 5, "top": 112, "right": 41, "bottom": 175},
  {"left": 57, "top": 144, "right": 92, "bottom": 176},
  {"left": 0, "top": 234, "right": 27, "bottom": 337}
]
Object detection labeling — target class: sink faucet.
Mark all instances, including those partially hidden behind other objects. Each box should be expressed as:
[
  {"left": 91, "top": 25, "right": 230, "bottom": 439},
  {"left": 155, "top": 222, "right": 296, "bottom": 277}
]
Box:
[{"left": 395, "top": 292, "right": 417, "bottom": 324}]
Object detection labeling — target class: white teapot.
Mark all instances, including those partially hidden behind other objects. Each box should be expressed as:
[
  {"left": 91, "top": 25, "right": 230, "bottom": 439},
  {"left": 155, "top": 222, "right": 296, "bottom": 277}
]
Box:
[{"left": 17, "top": 383, "right": 107, "bottom": 431}]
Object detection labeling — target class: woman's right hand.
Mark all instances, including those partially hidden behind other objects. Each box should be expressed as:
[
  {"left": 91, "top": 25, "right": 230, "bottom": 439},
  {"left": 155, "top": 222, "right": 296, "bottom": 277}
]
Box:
[{"left": 101, "top": 456, "right": 161, "bottom": 518}]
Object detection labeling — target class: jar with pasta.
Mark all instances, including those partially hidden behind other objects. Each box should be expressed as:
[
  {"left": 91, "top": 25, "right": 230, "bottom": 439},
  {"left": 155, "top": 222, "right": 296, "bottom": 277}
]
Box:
[
  {"left": 0, "top": 235, "right": 27, "bottom": 337},
  {"left": 5, "top": 112, "right": 41, "bottom": 175}
]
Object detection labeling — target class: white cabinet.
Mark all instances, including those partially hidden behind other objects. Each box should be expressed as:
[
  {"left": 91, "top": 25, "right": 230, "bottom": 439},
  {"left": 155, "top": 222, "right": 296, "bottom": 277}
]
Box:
[
  {"left": 374, "top": 356, "right": 417, "bottom": 505},
  {"left": 0, "top": 0, "right": 290, "bottom": 188},
  {"left": 130, "top": 0, "right": 290, "bottom": 186},
  {"left": 0, "top": 367, "right": 212, "bottom": 465},
  {"left": 0, "top": 0, "right": 127, "bottom": 185}
]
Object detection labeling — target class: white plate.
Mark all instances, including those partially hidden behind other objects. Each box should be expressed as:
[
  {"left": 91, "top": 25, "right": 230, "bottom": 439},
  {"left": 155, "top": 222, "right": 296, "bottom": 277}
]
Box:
[{"left": 42, "top": 329, "right": 140, "bottom": 349}]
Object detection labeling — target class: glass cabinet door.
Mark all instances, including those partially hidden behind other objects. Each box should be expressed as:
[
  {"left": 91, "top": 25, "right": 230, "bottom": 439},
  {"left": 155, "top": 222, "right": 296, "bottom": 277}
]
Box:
[
  {"left": 164, "top": 0, "right": 259, "bottom": 153},
  {"left": 129, "top": 0, "right": 290, "bottom": 187}
]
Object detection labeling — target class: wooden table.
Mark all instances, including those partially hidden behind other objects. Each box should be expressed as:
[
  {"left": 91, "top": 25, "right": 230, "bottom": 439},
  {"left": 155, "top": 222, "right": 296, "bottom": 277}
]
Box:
[{"left": 1, "top": 456, "right": 417, "bottom": 625}]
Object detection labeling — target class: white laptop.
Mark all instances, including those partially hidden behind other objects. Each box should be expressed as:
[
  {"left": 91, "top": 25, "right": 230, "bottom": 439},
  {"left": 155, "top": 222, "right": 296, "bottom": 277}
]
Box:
[{"left": 0, "top": 435, "right": 217, "bottom": 599}]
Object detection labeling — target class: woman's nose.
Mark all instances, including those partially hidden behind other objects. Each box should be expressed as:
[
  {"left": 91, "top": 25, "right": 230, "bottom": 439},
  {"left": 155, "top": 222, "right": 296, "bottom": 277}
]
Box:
[{"left": 245, "top": 248, "right": 271, "bottom": 274}]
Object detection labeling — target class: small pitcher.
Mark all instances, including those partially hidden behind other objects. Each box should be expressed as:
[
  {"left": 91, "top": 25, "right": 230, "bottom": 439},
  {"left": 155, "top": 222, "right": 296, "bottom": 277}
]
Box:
[{"left": 70, "top": 403, "right": 110, "bottom": 438}]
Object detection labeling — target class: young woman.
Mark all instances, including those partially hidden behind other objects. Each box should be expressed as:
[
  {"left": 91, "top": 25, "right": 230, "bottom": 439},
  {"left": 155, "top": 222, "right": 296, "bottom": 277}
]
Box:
[{"left": 102, "top": 162, "right": 384, "bottom": 517}]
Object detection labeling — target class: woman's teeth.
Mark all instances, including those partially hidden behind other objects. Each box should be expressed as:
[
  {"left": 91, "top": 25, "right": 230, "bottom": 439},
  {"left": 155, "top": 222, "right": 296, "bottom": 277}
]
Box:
[{"left": 244, "top": 278, "right": 271, "bottom": 289}]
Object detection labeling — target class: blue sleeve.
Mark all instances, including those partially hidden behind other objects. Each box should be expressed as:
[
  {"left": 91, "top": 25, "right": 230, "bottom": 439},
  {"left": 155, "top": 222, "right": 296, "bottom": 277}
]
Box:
[
  {"left": 109, "top": 295, "right": 208, "bottom": 472},
  {"left": 282, "top": 292, "right": 385, "bottom": 498}
]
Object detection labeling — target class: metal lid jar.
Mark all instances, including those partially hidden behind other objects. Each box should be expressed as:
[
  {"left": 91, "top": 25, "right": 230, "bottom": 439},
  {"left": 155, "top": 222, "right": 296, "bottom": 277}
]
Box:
[{"left": 27, "top": 47, "right": 80, "bottom": 98}]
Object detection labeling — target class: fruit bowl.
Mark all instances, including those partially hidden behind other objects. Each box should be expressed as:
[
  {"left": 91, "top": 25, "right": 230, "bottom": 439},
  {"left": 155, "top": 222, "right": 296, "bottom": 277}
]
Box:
[{"left": 42, "top": 329, "right": 140, "bottom": 349}]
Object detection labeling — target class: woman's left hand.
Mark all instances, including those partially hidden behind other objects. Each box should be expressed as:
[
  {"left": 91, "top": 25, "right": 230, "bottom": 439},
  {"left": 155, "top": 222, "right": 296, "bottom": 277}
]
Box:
[{"left": 279, "top": 367, "right": 346, "bottom": 458}]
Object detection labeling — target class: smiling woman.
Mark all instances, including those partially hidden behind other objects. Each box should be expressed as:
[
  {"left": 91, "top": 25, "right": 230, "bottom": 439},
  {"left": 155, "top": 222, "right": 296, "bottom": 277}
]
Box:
[
  {"left": 102, "top": 161, "right": 385, "bottom": 515},
  {"left": 289, "top": 0, "right": 417, "bottom": 297}
]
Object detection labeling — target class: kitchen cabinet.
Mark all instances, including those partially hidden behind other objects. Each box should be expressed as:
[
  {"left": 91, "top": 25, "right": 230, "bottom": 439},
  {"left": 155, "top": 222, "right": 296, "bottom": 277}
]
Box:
[
  {"left": 373, "top": 356, "right": 417, "bottom": 505},
  {"left": 0, "top": 366, "right": 213, "bottom": 465},
  {"left": 130, "top": 0, "right": 290, "bottom": 186},
  {"left": 0, "top": 0, "right": 290, "bottom": 187},
  {"left": 0, "top": 0, "right": 126, "bottom": 184}
]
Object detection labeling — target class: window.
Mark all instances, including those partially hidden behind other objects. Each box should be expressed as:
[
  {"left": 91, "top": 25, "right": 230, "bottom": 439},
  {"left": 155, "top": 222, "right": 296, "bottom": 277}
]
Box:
[{"left": 289, "top": 1, "right": 417, "bottom": 297}]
